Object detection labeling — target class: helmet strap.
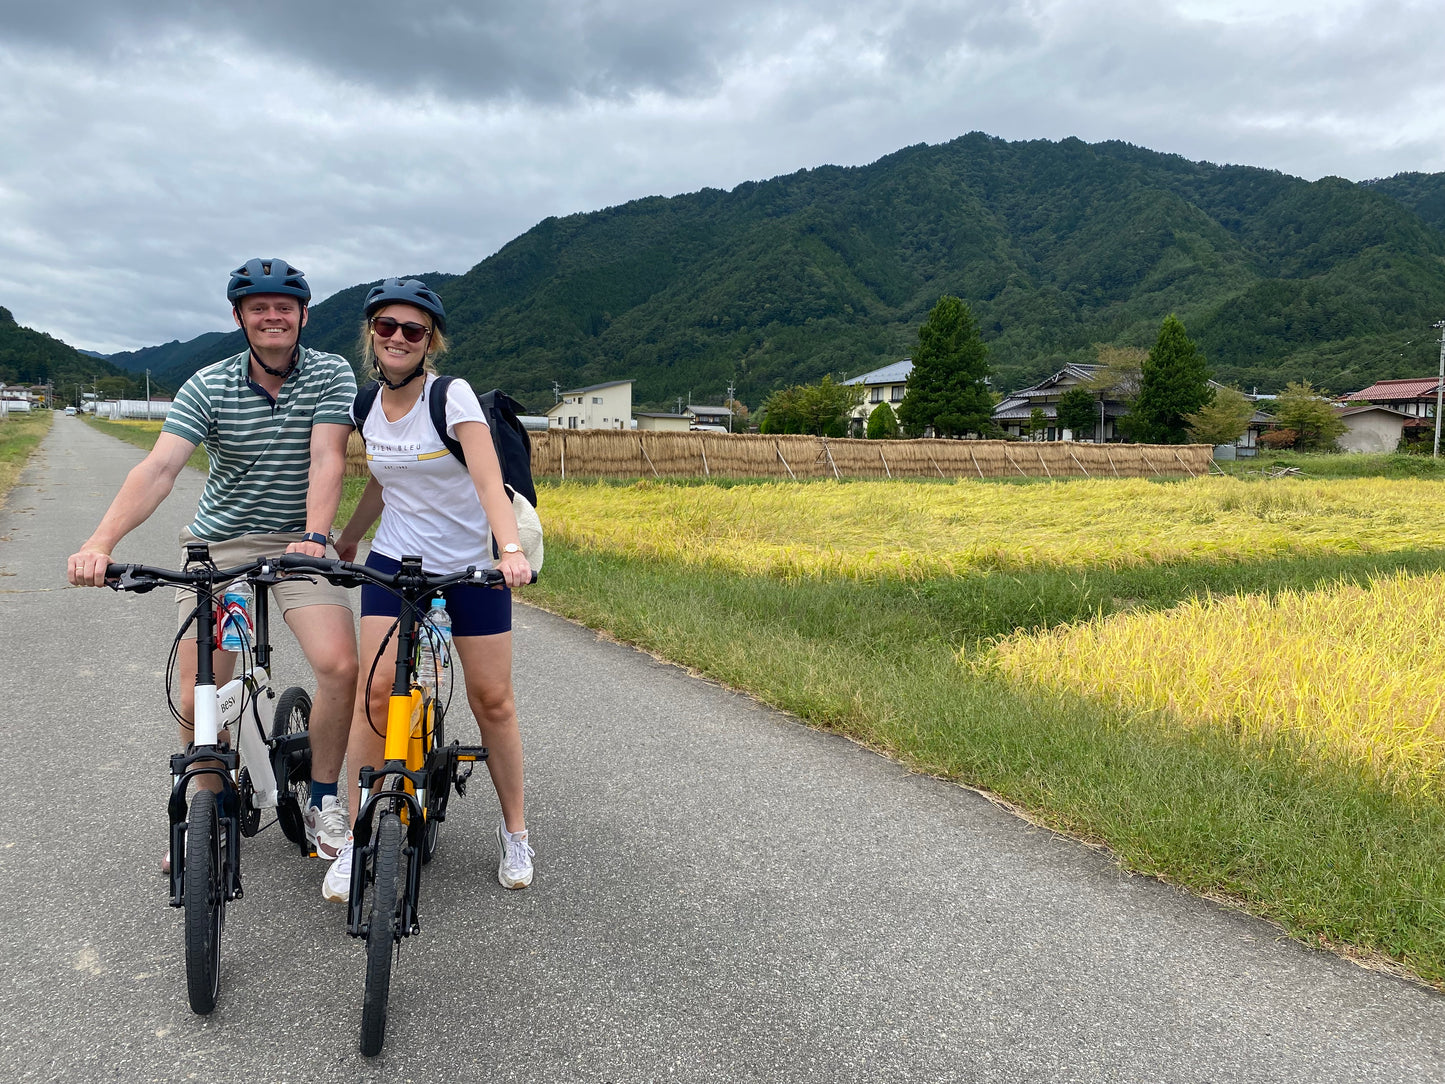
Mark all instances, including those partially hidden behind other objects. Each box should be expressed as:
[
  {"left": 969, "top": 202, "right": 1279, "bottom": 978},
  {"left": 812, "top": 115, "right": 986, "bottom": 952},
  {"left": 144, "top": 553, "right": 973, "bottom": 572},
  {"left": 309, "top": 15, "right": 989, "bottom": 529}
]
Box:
[
  {"left": 254, "top": 345, "right": 300, "bottom": 378},
  {"left": 380, "top": 362, "right": 427, "bottom": 391}
]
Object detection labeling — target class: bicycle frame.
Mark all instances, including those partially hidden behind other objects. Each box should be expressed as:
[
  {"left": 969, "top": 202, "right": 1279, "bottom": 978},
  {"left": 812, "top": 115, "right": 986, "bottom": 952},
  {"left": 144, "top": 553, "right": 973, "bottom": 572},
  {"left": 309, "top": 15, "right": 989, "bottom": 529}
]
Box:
[{"left": 110, "top": 546, "right": 309, "bottom": 903}]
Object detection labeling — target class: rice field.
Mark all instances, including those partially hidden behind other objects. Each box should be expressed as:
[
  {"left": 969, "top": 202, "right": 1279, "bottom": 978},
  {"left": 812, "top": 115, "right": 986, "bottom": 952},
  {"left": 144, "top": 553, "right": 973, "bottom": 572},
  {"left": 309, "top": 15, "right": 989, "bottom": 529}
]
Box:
[
  {"left": 532, "top": 472, "right": 1445, "bottom": 981},
  {"left": 981, "top": 569, "right": 1445, "bottom": 796},
  {"left": 543, "top": 475, "right": 1445, "bottom": 579}
]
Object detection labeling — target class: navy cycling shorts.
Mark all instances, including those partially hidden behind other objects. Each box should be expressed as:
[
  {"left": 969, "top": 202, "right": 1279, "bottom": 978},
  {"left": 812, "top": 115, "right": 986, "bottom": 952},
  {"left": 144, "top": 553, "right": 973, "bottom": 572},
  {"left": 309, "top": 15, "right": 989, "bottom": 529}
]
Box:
[{"left": 360, "top": 551, "right": 512, "bottom": 637}]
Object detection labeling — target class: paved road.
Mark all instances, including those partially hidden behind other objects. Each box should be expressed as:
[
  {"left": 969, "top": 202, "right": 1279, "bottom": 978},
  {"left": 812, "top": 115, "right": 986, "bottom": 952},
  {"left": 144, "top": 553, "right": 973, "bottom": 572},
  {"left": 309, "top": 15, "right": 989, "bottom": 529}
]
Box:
[{"left": 2, "top": 417, "right": 1443, "bottom": 1083}]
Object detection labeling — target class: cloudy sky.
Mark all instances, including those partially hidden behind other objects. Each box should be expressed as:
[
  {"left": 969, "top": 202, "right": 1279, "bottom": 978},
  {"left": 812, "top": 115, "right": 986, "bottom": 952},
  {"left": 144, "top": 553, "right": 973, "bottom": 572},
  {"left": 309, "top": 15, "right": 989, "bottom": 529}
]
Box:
[{"left": 2, "top": 0, "right": 1440, "bottom": 354}]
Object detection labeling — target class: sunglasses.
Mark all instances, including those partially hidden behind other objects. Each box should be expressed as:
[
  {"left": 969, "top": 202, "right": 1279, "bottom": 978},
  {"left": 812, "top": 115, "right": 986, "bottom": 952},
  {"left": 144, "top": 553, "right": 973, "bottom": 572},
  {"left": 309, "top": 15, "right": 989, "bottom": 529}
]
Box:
[{"left": 371, "top": 316, "right": 433, "bottom": 343}]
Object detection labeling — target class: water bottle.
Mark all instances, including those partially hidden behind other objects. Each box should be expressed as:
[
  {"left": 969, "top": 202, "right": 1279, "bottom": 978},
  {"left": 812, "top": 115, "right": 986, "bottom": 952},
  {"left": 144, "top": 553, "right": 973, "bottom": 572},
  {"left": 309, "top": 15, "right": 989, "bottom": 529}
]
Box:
[
  {"left": 220, "top": 585, "right": 252, "bottom": 652},
  {"left": 417, "top": 597, "right": 451, "bottom": 692}
]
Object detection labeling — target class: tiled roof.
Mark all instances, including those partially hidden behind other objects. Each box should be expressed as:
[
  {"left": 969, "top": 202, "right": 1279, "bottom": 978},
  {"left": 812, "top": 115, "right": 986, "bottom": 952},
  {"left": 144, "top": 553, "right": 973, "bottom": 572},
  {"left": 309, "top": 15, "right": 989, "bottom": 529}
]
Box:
[
  {"left": 561, "top": 379, "right": 634, "bottom": 395},
  {"left": 843, "top": 359, "right": 913, "bottom": 385},
  {"left": 1344, "top": 378, "right": 1444, "bottom": 401}
]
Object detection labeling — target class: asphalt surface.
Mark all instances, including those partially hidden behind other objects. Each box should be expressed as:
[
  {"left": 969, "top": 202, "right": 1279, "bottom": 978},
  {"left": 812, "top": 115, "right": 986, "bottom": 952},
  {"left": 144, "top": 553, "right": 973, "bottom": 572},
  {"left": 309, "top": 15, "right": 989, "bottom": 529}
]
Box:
[{"left": 2, "top": 416, "right": 1444, "bottom": 1083}]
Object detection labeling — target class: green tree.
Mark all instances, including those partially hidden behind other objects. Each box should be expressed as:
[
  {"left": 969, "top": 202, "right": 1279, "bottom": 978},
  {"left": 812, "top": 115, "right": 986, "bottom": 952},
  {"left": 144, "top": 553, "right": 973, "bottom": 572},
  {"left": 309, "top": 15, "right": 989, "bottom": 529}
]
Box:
[
  {"left": 1186, "top": 386, "right": 1256, "bottom": 446},
  {"left": 897, "top": 296, "right": 994, "bottom": 438},
  {"left": 1273, "top": 380, "right": 1347, "bottom": 451},
  {"left": 760, "top": 376, "right": 861, "bottom": 436},
  {"left": 1055, "top": 387, "right": 1099, "bottom": 441},
  {"left": 1028, "top": 407, "right": 1048, "bottom": 441},
  {"left": 866, "top": 401, "right": 901, "bottom": 439},
  {"left": 1124, "top": 316, "right": 1212, "bottom": 444}
]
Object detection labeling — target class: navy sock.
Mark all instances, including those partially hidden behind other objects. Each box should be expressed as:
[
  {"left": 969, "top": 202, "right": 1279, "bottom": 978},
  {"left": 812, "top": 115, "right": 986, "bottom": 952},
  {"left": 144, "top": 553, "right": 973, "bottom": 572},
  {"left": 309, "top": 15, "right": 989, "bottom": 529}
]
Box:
[{"left": 309, "top": 780, "right": 338, "bottom": 809}]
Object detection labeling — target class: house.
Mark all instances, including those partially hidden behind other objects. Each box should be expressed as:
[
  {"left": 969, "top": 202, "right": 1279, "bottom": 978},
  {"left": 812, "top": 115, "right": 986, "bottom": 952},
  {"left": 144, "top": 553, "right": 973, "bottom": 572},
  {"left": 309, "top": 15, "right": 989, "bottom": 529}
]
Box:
[
  {"left": 635, "top": 411, "right": 690, "bottom": 432},
  {"left": 993, "top": 365, "right": 1271, "bottom": 452},
  {"left": 684, "top": 404, "right": 734, "bottom": 431},
  {"left": 546, "top": 380, "right": 633, "bottom": 430},
  {"left": 1335, "top": 404, "right": 1412, "bottom": 453},
  {"left": 1341, "top": 378, "right": 1442, "bottom": 445},
  {"left": 842, "top": 359, "right": 912, "bottom": 435},
  {"left": 991, "top": 364, "right": 1119, "bottom": 442}
]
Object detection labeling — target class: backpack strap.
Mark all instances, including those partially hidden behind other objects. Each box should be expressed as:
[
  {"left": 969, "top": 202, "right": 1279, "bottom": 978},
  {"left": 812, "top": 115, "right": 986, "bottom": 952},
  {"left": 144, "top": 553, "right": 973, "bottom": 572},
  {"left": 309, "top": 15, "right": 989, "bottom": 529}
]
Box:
[
  {"left": 426, "top": 374, "right": 466, "bottom": 465},
  {"left": 355, "top": 376, "right": 466, "bottom": 465},
  {"left": 353, "top": 380, "right": 382, "bottom": 428}
]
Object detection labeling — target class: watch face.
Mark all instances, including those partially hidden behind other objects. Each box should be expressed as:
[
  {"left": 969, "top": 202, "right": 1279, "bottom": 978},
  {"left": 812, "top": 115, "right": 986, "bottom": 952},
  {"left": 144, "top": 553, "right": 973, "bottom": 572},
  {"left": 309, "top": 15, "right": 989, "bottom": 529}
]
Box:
[{"left": 503, "top": 543, "right": 521, "bottom": 553}]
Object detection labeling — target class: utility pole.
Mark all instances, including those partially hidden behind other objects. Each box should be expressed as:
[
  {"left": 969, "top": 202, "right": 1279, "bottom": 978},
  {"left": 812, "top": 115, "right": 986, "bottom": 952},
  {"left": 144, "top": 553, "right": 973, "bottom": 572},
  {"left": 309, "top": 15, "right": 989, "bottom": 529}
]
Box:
[
  {"left": 1434, "top": 321, "right": 1445, "bottom": 458},
  {"left": 725, "top": 378, "right": 736, "bottom": 433},
  {"left": 552, "top": 380, "right": 561, "bottom": 405},
  {"left": 145, "top": 368, "right": 152, "bottom": 420}
]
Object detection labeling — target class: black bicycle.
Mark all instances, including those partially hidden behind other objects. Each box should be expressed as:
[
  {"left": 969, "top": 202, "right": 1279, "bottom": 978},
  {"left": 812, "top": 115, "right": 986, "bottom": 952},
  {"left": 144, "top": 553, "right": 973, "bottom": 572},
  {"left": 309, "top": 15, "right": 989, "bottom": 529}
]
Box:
[
  {"left": 106, "top": 544, "right": 313, "bottom": 1013},
  {"left": 275, "top": 553, "right": 519, "bottom": 1055}
]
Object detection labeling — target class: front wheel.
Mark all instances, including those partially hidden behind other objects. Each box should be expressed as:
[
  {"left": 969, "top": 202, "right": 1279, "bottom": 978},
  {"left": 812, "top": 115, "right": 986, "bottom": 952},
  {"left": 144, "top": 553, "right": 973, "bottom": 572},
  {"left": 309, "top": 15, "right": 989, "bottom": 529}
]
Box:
[
  {"left": 183, "top": 789, "right": 224, "bottom": 1014},
  {"left": 360, "top": 811, "right": 403, "bottom": 1056},
  {"left": 271, "top": 687, "right": 313, "bottom": 850}
]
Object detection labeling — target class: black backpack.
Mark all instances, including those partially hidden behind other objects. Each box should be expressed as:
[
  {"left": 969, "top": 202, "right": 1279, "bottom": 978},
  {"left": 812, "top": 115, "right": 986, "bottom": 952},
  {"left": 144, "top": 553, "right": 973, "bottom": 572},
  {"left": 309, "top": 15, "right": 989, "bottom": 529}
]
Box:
[{"left": 353, "top": 376, "right": 537, "bottom": 508}]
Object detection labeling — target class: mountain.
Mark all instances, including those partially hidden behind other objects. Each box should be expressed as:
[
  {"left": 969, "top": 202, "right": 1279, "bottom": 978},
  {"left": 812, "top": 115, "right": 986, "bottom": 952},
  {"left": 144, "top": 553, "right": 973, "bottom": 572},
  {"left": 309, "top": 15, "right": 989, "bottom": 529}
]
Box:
[
  {"left": 0, "top": 306, "right": 144, "bottom": 402},
  {"left": 57, "top": 134, "right": 1445, "bottom": 410}
]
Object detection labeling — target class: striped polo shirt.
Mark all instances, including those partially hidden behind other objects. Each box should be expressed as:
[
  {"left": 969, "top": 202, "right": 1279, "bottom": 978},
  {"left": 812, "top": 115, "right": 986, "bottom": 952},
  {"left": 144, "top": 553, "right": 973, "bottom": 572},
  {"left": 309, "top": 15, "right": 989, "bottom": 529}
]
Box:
[{"left": 162, "top": 346, "right": 357, "bottom": 541}]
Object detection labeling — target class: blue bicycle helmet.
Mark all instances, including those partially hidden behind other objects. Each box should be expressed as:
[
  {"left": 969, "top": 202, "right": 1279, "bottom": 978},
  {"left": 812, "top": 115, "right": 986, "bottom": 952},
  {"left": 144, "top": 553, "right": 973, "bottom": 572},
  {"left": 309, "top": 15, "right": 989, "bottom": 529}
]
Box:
[
  {"left": 226, "top": 258, "right": 311, "bottom": 304},
  {"left": 363, "top": 277, "right": 446, "bottom": 333}
]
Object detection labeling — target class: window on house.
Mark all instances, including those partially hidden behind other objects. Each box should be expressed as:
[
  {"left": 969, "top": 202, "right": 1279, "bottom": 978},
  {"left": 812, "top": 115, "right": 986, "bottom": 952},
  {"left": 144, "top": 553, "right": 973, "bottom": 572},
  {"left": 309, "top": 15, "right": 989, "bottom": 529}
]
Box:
[
  {"left": 568, "top": 417, "right": 578, "bottom": 429},
  {"left": 870, "top": 388, "right": 882, "bottom": 403},
  {"left": 592, "top": 396, "right": 603, "bottom": 404},
  {"left": 891, "top": 387, "right": 904, "bottom": 401}
]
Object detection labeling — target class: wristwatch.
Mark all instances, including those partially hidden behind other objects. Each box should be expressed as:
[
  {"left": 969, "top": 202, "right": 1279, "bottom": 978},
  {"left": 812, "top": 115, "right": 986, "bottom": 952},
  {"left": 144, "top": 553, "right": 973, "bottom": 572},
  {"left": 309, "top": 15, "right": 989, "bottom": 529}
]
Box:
[
  {"left": 301, "top": 531, "right": 329, "bottom": 547},
  {"left": 501, "top": 542, "right": 522, "bottom": 555}
]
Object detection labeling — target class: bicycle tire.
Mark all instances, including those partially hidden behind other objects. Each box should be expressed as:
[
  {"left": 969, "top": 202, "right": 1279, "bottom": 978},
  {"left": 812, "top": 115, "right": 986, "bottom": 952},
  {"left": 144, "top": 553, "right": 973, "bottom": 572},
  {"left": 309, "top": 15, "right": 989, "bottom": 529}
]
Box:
[
  {"left": 270, "top": 687, "right": 313, "bottom": 850},
  {"left": 360, "top": 811, "right": 403, "bottom": 1056},
  {"left": 183, "top": 789, "right": 224, "bottom": 1015}
]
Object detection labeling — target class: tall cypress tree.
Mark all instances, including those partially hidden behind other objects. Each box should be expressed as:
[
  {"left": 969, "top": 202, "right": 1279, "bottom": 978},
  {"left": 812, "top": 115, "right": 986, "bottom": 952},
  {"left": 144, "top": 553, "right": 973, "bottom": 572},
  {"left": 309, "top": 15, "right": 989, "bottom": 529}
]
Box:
[
  {"left": 897, "top": 295, "right": 994, "bottom": 438},
  {"left": 1125, "top": 315, "right": 1212, "bottom": 444}
]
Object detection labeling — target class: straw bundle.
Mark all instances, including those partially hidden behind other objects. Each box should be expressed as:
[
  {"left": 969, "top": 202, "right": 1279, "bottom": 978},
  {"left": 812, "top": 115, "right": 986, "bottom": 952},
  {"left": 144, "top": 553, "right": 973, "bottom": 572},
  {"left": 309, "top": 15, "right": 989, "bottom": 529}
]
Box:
[{"left": 529, "top": 431, "right": 1213, "bottom": 481}]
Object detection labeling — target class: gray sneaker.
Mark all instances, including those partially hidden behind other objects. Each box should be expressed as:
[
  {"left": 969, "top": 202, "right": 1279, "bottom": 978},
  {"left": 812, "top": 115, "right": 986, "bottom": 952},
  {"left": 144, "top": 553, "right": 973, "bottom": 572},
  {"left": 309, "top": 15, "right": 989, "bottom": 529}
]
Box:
[
  {"left": 497, "top": 820, "right": 534, "bottom": 889},
  {"left": 322, "top": 834, "right": 353, "bottom": 902},
  {"left": 303, "top": 795, "right": 349, "bottom": 859}
]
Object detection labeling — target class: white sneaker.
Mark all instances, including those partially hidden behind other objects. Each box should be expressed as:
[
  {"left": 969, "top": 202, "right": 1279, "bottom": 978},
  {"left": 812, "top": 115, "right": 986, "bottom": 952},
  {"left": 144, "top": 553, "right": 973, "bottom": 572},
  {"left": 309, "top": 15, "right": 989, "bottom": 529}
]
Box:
[
  {"left": 322, "top": 834, "right": 353, "bottom": 902},
  {"left": 303, "top": 795, "right": 349, "bottom": 859},
  {"left": 497, "top": 821, "right": 534, "bottom": 890}
]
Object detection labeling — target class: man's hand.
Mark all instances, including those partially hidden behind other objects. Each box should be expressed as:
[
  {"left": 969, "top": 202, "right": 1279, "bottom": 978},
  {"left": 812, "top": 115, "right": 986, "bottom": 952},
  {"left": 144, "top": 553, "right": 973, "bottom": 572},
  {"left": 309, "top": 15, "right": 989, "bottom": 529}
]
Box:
[{"left": 68, "top": 545, "right": 113, "bottom": 587}]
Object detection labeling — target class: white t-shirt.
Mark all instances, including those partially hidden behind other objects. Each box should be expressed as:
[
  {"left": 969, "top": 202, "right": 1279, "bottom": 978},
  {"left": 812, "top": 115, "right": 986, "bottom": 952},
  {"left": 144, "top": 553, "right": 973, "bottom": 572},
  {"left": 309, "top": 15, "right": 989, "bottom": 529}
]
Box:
[{"left": 356, "top": 374, "right": 493, "bottom": 572}]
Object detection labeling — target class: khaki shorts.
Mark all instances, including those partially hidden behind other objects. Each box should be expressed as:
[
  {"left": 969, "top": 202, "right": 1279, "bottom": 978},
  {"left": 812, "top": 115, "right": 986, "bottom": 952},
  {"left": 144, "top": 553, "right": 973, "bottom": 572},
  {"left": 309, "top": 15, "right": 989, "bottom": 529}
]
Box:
[{"left": 175, "top": 528, "right": 353, "bottom": 630}]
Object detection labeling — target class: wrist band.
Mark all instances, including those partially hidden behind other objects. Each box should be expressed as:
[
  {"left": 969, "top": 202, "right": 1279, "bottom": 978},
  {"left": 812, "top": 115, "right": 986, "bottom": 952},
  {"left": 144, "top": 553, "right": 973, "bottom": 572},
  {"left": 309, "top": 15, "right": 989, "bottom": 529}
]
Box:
[{"left": 301, "top": 531, "right": 329, "bottom": 547}]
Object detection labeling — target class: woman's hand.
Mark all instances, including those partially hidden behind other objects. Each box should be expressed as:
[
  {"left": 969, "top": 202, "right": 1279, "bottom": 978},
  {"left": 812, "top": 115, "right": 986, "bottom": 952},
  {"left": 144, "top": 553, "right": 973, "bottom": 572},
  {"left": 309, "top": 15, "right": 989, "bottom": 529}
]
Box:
[
  {"left": 497, "top": 549, "right": 532, "bottom": 588},
  {"left": 335, "top": 535, "right": 360, "bottom": 562}
]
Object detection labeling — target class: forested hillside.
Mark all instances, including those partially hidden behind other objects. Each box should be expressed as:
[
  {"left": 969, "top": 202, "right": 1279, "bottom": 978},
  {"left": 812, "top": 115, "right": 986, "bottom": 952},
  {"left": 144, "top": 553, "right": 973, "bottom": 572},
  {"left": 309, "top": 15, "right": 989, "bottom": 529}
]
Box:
[
  {"left": 44, "top": 134, "right": 1445, "bottom": 412},
  {"left": 0, "top": 306, "right": 143, "bottom": 403}
]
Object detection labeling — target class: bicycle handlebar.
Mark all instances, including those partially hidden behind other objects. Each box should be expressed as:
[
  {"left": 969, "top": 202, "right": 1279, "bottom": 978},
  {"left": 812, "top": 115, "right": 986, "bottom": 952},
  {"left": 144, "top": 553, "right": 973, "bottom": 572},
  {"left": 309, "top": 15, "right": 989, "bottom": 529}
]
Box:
[
  {"left": 104, "top": 559, "right": 267, "bottom": 594},
  {"left": 272, "top": 553, "right": 529, "bottom": 594}
]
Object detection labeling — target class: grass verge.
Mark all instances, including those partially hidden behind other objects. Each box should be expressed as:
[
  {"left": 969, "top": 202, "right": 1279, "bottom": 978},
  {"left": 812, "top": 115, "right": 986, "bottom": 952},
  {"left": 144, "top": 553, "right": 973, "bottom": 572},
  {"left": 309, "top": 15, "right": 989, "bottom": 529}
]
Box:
[
  {"left": 524, "top": 541, "right": 1445, "bottom": 987},
  {"left": 0, "top": 411, "right": 54, "bottom": 505}
]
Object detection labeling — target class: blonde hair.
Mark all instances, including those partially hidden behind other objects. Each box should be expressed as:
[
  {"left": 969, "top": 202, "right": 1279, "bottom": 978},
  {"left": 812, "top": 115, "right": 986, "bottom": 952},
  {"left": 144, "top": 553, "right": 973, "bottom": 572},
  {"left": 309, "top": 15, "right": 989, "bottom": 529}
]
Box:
[{"left": 358, "top": 318, "right": 449, "bottom": 381}]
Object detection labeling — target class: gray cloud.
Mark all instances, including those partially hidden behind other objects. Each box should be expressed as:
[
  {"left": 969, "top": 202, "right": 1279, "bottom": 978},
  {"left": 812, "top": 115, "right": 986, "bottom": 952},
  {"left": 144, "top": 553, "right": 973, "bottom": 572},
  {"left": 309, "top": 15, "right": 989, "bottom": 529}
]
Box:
[{"left": 1, "top": 0, "right": 1440, "bottom": 353}]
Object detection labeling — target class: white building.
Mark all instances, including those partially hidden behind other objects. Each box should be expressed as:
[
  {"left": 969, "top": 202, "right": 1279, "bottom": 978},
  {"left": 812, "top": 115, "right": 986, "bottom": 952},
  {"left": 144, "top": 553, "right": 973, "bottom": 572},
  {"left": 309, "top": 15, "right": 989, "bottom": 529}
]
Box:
[
  {"left": 842, "top": 359, "right": 912, "bottom": 435},
  {"left": 546, "top": 380, "right": 633, "bottom": 430}
]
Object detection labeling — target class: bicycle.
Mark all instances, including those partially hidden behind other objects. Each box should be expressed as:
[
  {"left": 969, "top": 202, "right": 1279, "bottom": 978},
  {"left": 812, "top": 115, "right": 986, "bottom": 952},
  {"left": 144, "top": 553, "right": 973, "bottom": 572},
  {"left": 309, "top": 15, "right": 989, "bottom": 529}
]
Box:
[
  {"left": 105, "top": 543, "right": 314, "bottom": 1014},
  {"left": 275, "top": 552, "right": 516, "bottom": 1056}
]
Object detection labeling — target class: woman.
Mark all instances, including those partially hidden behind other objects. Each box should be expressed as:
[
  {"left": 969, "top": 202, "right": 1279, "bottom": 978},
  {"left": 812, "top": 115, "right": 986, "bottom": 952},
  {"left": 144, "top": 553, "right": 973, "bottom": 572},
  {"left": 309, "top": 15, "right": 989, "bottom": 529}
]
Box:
[{"left": 326, "top": 277, "right": 534, "bottom": 900}]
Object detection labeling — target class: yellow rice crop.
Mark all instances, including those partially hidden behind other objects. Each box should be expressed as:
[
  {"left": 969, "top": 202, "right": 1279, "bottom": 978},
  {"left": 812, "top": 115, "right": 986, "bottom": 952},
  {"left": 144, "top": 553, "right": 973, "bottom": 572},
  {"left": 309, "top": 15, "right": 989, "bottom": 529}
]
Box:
[
  {"left": 980, "top": 570, "right": 1445, "bottom": 793},
  {"left": 542, "top": 476, "right": 1445, "bottom": 579}
]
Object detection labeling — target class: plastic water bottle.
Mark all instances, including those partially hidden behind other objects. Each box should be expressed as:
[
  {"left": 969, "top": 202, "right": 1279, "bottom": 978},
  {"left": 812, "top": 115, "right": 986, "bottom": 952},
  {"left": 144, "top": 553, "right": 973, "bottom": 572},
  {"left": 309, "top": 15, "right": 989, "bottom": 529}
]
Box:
[
  {"left": 220, "top": 585, "right": 252, "bottom": 652},
  {"left": 417, "top": 598, "right": 451, "bottom": 692}
]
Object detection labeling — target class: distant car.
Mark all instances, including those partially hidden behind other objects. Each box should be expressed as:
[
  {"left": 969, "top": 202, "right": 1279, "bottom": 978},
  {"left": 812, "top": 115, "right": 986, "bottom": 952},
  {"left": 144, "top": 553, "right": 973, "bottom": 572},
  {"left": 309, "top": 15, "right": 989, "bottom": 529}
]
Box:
[{"left": 64, "top": 406, "right": 77, "bottom": 415}]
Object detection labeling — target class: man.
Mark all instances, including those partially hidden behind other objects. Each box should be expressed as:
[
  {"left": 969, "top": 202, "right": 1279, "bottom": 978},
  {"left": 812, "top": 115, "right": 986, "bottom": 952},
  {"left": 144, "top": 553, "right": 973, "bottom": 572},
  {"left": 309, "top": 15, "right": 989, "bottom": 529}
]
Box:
[{"left": 68, "top": 258, "right": 359, "bottom": 866}]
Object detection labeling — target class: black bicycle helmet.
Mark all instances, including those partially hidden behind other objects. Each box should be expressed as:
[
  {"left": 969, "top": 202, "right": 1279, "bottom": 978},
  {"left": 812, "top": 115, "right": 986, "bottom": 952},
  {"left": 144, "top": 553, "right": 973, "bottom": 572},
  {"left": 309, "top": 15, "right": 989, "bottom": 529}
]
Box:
[
  {"left": 226, "top": 258, "right": 311, "bottom": 304},
  {"left": 363, "top": 277, "right": 446, "bottom": 333}
]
